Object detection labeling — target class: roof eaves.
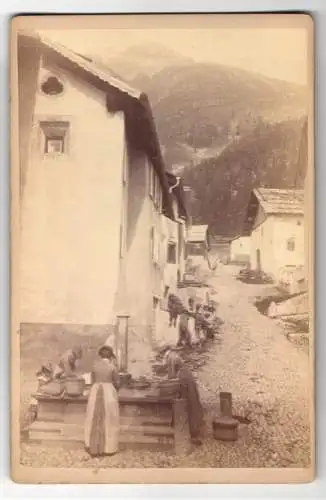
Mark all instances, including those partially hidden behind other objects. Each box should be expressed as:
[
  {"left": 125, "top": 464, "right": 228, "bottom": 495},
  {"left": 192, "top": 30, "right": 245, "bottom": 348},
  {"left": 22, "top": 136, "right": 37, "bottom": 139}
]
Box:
[{"left": 39, "top": 35, "right": 142, "bottom": 100}]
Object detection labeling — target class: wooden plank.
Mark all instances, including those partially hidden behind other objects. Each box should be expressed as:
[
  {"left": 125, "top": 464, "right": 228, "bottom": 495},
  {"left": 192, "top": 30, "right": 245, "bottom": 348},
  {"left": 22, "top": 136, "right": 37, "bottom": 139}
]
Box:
[
  {"left": 119, "top": 433, "right": 174, "bottom": 446},
  {"left": 29, "top": 432, "right": 63, "bottom": 441},
  {"left": 120, "top": 403, "right": 173, "bottom": 420},
  {"left": 120, "top": 416, "right": 172, "bottom": 427},
  {"left": 120, "top": 425, "right": 174, "bottom": 437},
  {"left": 30, "top": 428, "right": 174, "bottom": 446},
  {"left": 27, "top": 438, "right": 174, "bottom": 452},
  {"left": 29, "top": 420, "right": 63, "bottom": 432}
]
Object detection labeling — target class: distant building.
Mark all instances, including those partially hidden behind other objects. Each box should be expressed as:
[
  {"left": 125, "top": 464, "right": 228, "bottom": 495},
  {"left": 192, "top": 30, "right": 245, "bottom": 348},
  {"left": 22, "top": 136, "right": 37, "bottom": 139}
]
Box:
[
  {"left": 17, "top": 32, "right": 175, "bottom": 347},
  {"left": 207, "top": 235, "right": 231, "bottom": 265},
  {"left": 242, "top": 188, "right": 305, "bottom": 290},
  {"left": 230, "top": 235, "right": 251, "bottom": 264},
  {"left": 186, "top": 224, "right": 210, "bottom": 268}
]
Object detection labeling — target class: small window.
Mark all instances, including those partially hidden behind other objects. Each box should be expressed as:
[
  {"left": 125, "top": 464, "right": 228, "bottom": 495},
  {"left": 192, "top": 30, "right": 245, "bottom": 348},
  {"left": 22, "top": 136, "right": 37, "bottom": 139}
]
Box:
[
  {"left": 149, "top": 163, "right": 162, "bottom": 212},
  {"left": 45, "top": 136, "right": 64, "bottom": 154},
  {"left": 167, "top": 243, "right": 177, "bottom": 264},
  {"left": 40, "top": 121, "right": 69, "bottom": 156},
  {"left": 287, "top": 238, "right": 295, "bottom": 252},
  {"left": 41, "top": 76, "right": 64, "bottom": 96}
]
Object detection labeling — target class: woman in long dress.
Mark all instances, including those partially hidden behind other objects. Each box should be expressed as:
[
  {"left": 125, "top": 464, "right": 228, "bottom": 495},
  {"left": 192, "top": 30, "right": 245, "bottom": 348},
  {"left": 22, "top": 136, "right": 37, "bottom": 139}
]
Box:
[{"left": 84, "top": 345, "right": 120, "bottom": 457}]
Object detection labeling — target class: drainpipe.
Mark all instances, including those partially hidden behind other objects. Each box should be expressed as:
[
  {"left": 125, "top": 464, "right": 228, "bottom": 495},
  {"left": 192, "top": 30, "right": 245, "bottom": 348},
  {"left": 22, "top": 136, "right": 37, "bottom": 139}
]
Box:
[{"left": 168, "top": 176, "right": 181, "bottom": 194}]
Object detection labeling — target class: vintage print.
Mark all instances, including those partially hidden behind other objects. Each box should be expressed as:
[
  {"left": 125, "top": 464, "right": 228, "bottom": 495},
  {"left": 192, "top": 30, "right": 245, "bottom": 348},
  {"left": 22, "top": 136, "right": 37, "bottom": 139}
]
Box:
[{"left": 11, "top": 14, "right": 314, "bottom": 483}]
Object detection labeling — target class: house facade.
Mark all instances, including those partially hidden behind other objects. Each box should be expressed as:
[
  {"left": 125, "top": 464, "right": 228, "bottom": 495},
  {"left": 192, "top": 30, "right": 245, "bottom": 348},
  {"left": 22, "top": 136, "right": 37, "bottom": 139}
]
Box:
[
  {"left": 17, "top": 32, "right": 175, "bottom": 356},
  {"left": 161, "top": 172, "right": 189, "bottom": 294},
  {"left": 230, "top": 235, "right": 251, "bottom": 264},
  {"left": 243, "top": 188, "right": 305, "bottom": 288}
]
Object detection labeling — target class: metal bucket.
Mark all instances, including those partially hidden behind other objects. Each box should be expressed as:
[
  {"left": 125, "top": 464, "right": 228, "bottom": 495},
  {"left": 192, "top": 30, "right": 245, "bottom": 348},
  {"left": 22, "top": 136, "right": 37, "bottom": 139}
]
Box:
[{"left": 38, "top": 379, "right": 65, "bottom": 396}]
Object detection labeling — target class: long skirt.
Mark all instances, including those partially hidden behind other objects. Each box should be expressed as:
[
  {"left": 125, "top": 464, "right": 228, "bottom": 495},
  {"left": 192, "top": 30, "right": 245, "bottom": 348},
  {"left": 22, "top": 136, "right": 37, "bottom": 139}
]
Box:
[{"left": 84, "top": 382, "right": 119, "bottom": 456}]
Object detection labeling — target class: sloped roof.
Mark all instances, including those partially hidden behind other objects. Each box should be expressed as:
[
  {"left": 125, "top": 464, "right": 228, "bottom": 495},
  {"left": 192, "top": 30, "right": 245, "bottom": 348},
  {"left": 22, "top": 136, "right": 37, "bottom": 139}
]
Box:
[
  {"left": 231, "top": 234, "right": 251, "bottom": 242},
  {"left": 187, "top": 225, "right": 208, "bottom": 242},
  {"left": 40, "top": 35, "right": 142, "bottom": 100},
  {"left": 17, "top": 31, "right": 174, "bottom": 219},
  {"left": 253, "top": 188, "right": 304, "bottom": 215},
  {"left": 241, "top": 188, "right": 304, "bottom": 236}
]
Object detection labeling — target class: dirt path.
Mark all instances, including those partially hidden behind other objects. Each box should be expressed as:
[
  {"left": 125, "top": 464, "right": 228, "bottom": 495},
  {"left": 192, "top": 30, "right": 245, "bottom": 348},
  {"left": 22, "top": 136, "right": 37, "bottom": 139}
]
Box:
[{"left": 195, "top": 264, "right": 312, "bottom": 467}]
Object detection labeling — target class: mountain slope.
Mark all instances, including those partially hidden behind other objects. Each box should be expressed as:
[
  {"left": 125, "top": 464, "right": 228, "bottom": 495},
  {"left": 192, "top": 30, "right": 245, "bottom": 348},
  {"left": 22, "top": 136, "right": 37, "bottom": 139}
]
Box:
[
  {"left": 182, "top": 118, "right": 308, "bottom": 237},
  {"left": 140, "top": 63, "right": 307, "bottom": 160},
  {"left": 95, "top": 43, "right": 194, "bottom": 85},
  {"left": 92, "top": 44, "right": 308, "bottom": 167}
]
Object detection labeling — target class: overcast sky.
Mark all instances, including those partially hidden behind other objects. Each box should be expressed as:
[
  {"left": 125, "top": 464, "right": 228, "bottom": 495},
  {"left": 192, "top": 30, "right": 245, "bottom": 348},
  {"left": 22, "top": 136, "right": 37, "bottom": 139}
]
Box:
[{"left": 40, "top": 27, "right": 309, "bottom": 86}]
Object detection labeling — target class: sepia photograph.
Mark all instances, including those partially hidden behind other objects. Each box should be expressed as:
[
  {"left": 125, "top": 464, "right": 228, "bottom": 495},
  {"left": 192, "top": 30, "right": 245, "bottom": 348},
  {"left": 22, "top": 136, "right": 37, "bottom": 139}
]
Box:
[{"left": 10, "top": 13, "right": 314, "bottom": 484}]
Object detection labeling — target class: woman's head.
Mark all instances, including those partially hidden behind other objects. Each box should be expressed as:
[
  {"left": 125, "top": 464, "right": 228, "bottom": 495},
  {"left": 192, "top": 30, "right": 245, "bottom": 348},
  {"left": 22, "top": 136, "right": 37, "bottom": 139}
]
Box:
[{"left": 98, "top": 345, "right": 115, "bottom": 360}]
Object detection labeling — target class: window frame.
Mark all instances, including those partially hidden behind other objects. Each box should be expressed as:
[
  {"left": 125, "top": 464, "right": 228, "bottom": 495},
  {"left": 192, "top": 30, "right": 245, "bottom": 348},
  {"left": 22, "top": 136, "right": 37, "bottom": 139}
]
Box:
[{"left": 39, "top": 120, "right": 70, "bottom": 158}]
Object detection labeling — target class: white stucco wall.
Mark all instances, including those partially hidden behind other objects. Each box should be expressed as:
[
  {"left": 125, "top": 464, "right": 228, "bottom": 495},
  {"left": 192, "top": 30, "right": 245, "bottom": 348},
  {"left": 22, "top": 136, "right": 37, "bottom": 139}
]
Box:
[
  {"left": 250, "top": 210, "right": 304, "bottom": 280},
  {"left": 272, "top": 215, "right": 305, "bottom": 273},
  {"left": 250, "top": 210, "right": 275, "bottom": 276},
  {"left": 124, "top": 153, "right": 163, "bottom": 330},
  {"left": 230, "top": 236, "right": 251, "bottom": 262},
  {"left": 20, "top": 62, "right": 125, "bottom": 325}
]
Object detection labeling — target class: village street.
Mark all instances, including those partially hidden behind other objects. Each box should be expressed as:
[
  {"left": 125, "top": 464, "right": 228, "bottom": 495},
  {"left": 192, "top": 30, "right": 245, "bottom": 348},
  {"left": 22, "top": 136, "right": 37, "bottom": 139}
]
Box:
[
  {"left": 195, "top": 264, "right": 311, "bottom": 468},
  {"left": 20, "top": 264, "right": 311, "bottom": 469}
]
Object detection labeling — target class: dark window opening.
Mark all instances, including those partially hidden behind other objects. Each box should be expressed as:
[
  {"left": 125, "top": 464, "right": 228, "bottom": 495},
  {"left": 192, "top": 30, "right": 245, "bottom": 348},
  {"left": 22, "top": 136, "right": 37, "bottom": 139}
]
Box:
[
  {"left": 167, "top": 243, "right": 177, "bottom": 264},
  {"left": 40, "top": 121, "right": 69, "bottom": 156},
  {"left": 45, "top": 136, "right": 64, "bottom": 154},
  {"left": 287, "top": 238, "right": 296, "bottom": 252},
  {"left": 41, "top": 76, "right": 64, "bottom": 96}
]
